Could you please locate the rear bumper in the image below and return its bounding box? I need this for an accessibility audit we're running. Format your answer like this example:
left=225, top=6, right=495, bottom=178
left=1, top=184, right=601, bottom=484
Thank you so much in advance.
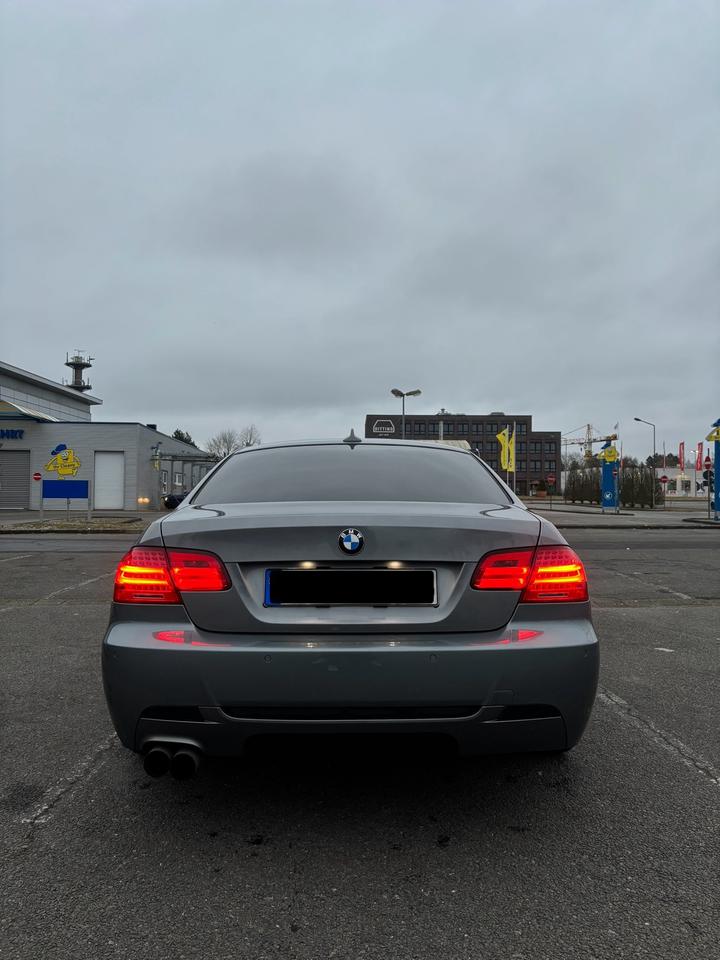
left=102, top=617, right=599, bottom=757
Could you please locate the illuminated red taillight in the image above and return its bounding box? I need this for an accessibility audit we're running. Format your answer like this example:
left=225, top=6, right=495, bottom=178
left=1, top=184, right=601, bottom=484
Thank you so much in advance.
left=471, top=549, right=534, bottom=590
left=114, top=547, right=179, bottom=603
left=471, top=545, right=588, bottom=603
left=114, top=547, right=230, bottom=603
left=167, top=550, right=231, bottom=592
left=523, top=546, right=588, bottom=603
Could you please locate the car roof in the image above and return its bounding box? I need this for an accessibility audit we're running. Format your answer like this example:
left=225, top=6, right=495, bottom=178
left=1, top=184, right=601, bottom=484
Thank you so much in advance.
left=229, top=439, right=477, bottom=457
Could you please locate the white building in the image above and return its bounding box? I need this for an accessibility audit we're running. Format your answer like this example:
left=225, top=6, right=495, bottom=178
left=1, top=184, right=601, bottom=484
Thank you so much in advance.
left=0, top=359, right=213, bottom=511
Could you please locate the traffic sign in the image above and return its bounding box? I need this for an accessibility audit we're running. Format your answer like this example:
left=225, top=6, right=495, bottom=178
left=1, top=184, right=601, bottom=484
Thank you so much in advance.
left=612, top=468, right=618, bottom=477
left=705, top=456, right=712, bottom=469
left=659, top=475, right=669, bottom=484
left=546, top=474, right=556, bottom=485
left=32, top=472, right=42, bottom=481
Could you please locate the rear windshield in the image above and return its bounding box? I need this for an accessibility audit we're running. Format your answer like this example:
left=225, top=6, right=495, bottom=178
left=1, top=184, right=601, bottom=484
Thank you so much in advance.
left=192, top=444, right=510, bottom=504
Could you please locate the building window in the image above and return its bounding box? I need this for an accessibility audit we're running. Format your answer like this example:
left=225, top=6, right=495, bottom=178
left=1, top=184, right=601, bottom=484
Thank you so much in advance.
left=486, top=440, right=498, bottom=454
left=516, top=460, right=526, bottom=472
left=458, top=423, right=469, bottom=435
left=471, top=422, right=481, bottom=434
left=544, top=441, right=556, bottom=453
left=428, top=422, right=439, bottom=435
left=530, top=441, right=542, bottom=454
left=530, top=460, right=541, bottom=472
left=474, top=441, right=483, bottom=452
left=443, top=421, right=453, bottom=435
left=545, top=460, right=556, bottom=473
left=173, top=472, right=183, bottom=486
left=414, top=422, right=426, bottom=434
left=518, top=423, right=528, bottom=435
left=488, top=459, right=498, bottom=470
left=517, top=441, right=526, bottom=454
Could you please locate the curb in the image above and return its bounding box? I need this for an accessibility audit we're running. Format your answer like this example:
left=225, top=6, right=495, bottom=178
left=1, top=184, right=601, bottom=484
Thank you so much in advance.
left=0, top=528, right=146, bottom=535
left=554, top=523, right=718, bottom=531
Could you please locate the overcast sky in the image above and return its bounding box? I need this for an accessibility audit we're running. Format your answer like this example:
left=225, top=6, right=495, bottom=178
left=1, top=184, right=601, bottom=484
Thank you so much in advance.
left=1, top=0, right=718, bottom=456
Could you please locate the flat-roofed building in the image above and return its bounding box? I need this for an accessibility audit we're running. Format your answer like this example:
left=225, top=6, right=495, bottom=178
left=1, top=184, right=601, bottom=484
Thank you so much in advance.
left=364, top=411, right=561, bottom=496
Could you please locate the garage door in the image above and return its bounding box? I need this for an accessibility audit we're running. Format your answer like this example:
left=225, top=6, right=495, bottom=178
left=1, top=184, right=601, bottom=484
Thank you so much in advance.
left=94, top=452, right=125, bottom=509
left=0, top=450, right=31, bottom=509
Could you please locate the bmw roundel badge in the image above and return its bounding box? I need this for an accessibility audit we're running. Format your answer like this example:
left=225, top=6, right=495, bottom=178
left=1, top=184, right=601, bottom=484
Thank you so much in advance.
left=339, top=528, right=364, bottom=554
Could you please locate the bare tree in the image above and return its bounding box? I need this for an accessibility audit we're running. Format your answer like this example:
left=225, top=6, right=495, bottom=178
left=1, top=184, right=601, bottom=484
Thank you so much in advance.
left=205, top=425, right=261, bottom=460
left=238, top=423, right=261, bottom=448
left=206, top=429, right=243, bottom=460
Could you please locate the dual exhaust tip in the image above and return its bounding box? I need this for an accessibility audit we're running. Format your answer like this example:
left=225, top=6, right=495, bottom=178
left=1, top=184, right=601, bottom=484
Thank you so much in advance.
left=143, top=744, right=201, bottom=780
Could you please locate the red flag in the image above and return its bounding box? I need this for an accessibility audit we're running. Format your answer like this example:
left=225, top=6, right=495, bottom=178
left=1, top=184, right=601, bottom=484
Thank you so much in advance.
left=695, top=442, right=703, bottom=471
left=679, top=442, right=685, bottom=472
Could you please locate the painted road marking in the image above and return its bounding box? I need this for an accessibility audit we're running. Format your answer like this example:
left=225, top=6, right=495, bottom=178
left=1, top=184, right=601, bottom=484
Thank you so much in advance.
left=0, top=572, right=113, bottom=614
left=598, top=687, right=719, bottom=787
left=610, top=568, right=693, bottom=601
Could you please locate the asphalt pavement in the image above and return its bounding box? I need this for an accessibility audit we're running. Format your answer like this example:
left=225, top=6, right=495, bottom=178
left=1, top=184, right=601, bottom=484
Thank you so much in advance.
left=0, top=529, right=718, bottom=960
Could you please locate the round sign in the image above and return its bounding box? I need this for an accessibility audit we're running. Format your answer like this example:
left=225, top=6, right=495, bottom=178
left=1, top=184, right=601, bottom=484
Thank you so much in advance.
left=546, top=474, right=555, bottom=484
left=612, top=468, right=618, bottom=477
left=32, top=472, right=42, bottom=481
left=704, top=456, right=712, bottom=469
left=659, top=475, right=669, bottom=484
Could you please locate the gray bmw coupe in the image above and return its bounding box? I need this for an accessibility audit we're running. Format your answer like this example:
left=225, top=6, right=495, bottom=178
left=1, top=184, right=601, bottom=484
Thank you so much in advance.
left=103, top=438, right=598, bottom=778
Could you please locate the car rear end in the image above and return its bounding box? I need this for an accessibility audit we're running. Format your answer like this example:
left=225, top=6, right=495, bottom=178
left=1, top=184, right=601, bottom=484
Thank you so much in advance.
left=102, top=441, right=598, bottom=774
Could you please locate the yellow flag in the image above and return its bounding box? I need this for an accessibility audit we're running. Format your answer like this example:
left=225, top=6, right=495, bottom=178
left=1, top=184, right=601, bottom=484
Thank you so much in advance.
left=497, top=428, right=515, bottom=472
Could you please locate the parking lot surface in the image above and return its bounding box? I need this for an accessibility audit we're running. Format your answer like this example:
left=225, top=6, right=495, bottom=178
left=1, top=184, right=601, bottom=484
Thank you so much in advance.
left=1, top=529, right=718, bottom=960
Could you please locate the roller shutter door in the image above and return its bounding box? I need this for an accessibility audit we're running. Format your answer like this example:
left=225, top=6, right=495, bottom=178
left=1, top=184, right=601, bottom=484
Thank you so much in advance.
left=0, top=451, right=31, bottom=509
left=94, top=451, right=125, bottom=509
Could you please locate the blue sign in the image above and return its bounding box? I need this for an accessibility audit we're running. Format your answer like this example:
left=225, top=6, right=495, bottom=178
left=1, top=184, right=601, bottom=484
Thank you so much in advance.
left=601, top=460, right=617, bottom=509
left=42, top=479, right=89, bottom=500
left=0, top=429, right=24, bottom=439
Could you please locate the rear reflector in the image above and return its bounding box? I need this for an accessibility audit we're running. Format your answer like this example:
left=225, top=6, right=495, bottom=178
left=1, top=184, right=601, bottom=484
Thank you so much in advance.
left=472, top=545, right=588, bottom=603
left=114, top=547, right=230, bottom=603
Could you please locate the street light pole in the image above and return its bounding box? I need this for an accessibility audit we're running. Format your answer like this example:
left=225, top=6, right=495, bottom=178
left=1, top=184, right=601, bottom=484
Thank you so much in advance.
left=634, top=417, right=656, bottom=510
left=391, top=388, right=422, bottom=440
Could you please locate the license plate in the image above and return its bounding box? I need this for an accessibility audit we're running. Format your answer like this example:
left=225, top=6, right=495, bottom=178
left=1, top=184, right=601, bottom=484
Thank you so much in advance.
left=264, top=568, right=437, bottom=607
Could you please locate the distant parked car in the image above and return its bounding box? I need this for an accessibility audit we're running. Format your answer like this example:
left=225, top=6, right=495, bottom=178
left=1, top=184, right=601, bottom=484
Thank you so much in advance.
left=162, top=491, right=189, bottom=510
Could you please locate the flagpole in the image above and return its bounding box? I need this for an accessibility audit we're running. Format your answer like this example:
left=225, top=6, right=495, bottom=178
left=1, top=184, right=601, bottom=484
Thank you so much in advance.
left=506, top=423, right=509, bottom=488
left=512, top=420, right=516, bottom=493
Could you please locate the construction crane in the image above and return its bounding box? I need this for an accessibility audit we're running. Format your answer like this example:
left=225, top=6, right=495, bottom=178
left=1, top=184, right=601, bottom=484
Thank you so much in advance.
left=562, top=424, right=618, bottom=462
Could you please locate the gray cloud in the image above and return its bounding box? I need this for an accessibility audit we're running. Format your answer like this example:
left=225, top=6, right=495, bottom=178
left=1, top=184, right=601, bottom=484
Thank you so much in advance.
left=183, top=155, right=387, bottom=265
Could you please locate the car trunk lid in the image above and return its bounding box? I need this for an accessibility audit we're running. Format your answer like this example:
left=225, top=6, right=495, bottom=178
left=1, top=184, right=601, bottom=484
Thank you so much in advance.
left=160, top=501, right=540, bottom=634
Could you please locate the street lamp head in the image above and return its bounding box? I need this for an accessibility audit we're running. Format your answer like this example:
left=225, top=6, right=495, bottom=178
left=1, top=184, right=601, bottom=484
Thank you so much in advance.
left=390, top=388, right=404, bottom=398
left=633, top=417, right=641, bottom=422
left=406, top=389, right=422, bottom=397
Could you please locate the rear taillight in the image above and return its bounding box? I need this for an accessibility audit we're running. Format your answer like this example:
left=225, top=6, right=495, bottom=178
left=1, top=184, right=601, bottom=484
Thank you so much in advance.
left=168, top=550, right=231, bottom=592
left=114, top=547, right=230, bottom=603
left=523, top=546, right=588, bottom=603
left=471, top=549, right=534, bottom=590
left=471, top=545, right=588, bottom=603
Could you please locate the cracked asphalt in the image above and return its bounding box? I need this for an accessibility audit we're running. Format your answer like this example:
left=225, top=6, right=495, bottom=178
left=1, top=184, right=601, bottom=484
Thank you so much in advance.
left=0, top=529, right=718, bottom=960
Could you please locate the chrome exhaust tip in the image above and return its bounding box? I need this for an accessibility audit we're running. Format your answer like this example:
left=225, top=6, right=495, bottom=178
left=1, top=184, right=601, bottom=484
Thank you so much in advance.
left=143, top=745, right=172, bottom=778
